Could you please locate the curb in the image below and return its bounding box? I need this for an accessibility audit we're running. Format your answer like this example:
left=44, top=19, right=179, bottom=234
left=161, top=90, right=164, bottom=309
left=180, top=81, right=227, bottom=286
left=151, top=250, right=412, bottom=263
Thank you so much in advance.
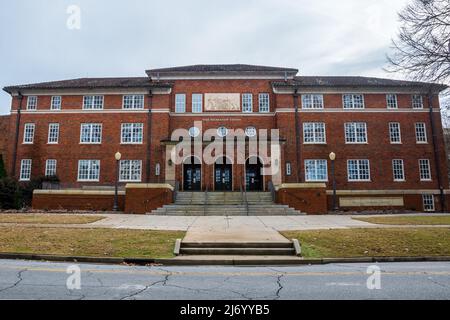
left=1, top=252, right=450, bottom=266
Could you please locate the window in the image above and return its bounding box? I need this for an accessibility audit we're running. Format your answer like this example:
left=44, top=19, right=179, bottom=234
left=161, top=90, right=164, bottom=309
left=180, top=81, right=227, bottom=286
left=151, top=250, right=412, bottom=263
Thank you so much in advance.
left=119, top=160, right=142, bottom=182
left=48, top=123, right=60, bottom=144
left=259, top=93, right=270, bottom=112
left=245, top=126, right=257, bottom=137
left=345, top=122, right=367, bottom=143
left=389, top=122, right=401, bottom=144
left=392, top=159, right=405, bottom=181
left=347, top=159, right=370, bottom=181
left=217, top=127, right=228, bottom=138
left=305, top=160, right=328, bottom=182
left=422, top=194, right=435, bottom=212
left=45, top=159, right=57, bottom=177
left=286, top=162, right=292, bottom=176
left=412, top=95, right=423, bottom=109
left=242, top=93, right=253, bottom=113
left=20, top=159, right=32, bottom=181
left=189, top=127, right=200, bottom=138
left=77, top=160, right=100, bottom=181
left=23, top=123, right=35, bottom=144
left=192, top=94, right=203, bottom=113
left=303, top=122, right=326, bottom=144
left=415, top=123, right=427, bottom=143
left=27, top=96, right=37, bottom=110
left=302, top=94, right=324, bottom=109
left=155, top=163, right=161, bottom=176
left=123, top=95, right=144, bottom=109
left=419, top=159, right=431, bottom=181
left=83, top=96, right=104, bottom=110
left=80, top=124, right=102, bottom=144
left=343, top=94, right=364, bottom=109
left=121, top=123, right=143, bottom=144
left=175, top=94, right=186, bottom=113
left=51, top=96, right=62, bottom=110
left=386, top=94, right=398, bottom=109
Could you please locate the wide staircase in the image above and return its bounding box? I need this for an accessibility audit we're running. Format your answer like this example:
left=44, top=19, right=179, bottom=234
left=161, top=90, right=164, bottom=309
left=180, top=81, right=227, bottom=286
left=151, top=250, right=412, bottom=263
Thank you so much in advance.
left=149, top=191, right=304, bottom=216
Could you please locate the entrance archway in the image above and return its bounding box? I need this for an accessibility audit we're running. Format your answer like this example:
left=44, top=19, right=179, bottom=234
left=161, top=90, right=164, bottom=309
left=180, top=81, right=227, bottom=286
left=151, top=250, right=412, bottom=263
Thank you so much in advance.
left=183, top=156, right=201, bottom=191
left=245, top=157, right=263, bottom=191
left=214, top=157, right=233, bottom=191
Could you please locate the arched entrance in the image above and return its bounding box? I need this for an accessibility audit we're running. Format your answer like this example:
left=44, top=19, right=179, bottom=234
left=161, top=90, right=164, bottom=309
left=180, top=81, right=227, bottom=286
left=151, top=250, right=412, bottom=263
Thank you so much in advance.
left=183, top=156, right=201, bottom=191
left=214, top=157, right=232, bottom=191
left=246, top=157, right=263, bottom=191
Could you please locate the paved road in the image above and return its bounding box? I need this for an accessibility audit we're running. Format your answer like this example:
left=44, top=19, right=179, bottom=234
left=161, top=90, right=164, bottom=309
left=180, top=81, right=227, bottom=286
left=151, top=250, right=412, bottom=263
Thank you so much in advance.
left=0, top=259, right=449, bottom=300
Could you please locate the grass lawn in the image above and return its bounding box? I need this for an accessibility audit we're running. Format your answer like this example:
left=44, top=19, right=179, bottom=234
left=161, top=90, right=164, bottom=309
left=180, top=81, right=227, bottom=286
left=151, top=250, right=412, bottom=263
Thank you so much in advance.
left=0, top=226, right=184, bottom=259
left=0, top=214, right=105, bottom=225
left=282, top=228, right=450, bottom=258
left=353, top=215, right=450, bottom=225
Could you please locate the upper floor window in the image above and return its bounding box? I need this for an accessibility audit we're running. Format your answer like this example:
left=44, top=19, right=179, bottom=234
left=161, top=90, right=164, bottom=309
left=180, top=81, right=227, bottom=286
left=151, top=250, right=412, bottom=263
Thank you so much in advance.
left=303, top=122, right=326, bottom=144
left=23, top=123, right=35, bottom=144
left=80, top=123, right=102, bottom=144
left=345, top=122, right=367, bottom=143
left=123, top=95, right=144, bottom=109
left=242, top=93, right=253, bottom=113
left=386, top=94, right=398, bottom=109
left=305, top=159, right=328, bottom=182
left=389, top=122, right=401, bottom=144
left=27, top=96, right=37, bottom=110
left=121, top=123, right=144, bottom=144
left=192, top=94, right=203, bottom=113
left=415, top=122, right=427, bottom=143
left=419, top=159, right=431, bottom=181
left=347, top=159, right=370, bottom=181
left=20, top=159, right=32, bottom=181
left=48, top=123, right=60, bottom=144
left=259, top=93, right=270, bottom=112
left=77, top=160, right=100, bottom=182
left=45, top=159, right=57, bottom=177
left=51, top=96, right=62, bottom=110
left=343, top=94, right=364, bottom=109
left=245, top=126, right=257, bottom=138
left=119, top=160, right=142, bottom=182
left=175, top=94, right=186, bottom=113
left=302, top=94, right=324, bottom=109
left=412, top=95, right=423, bottom=109
left=392, top=159, right=405, bottom=181
left=83, top=95, right=104, bottom=110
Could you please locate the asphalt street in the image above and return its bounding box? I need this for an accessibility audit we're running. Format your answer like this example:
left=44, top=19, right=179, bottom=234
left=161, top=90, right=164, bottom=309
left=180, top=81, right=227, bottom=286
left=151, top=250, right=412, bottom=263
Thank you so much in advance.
left=0, top=259, right=449, bottom=300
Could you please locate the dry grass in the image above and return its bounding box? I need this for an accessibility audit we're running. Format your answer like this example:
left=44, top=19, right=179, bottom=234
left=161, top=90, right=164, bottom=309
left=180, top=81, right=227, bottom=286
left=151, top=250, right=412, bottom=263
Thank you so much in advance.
left=353, top=215, right=450, bottom=225
left=0, top=226, right=184, bottom=258
left=282, top=228, right=450, bottom=258
left=0, top=214, right=105, bottom=225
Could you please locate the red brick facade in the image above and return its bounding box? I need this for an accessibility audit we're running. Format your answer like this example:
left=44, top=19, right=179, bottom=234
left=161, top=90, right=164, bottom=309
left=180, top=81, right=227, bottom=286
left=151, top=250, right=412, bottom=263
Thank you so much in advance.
left=0, top=115, right=10, bottom=168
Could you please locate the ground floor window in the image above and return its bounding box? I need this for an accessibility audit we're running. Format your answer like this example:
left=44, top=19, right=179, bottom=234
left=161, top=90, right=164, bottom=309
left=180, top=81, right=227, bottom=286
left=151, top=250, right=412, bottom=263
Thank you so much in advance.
left=119, top=160, right=142, bottom=182
left=347, top=159, right=370, bottom=181
left=77, top=160, right=100, bottom=181
left=20, top=159, right=32, bottom=181
left=305, top=159, right=328, bottom=181
left=422, top=194, right=435, bottom=212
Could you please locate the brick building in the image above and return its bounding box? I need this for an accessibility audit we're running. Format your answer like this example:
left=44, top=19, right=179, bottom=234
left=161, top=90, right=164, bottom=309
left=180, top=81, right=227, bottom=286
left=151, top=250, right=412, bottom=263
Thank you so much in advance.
left=2, top=64, right=449, bottom=213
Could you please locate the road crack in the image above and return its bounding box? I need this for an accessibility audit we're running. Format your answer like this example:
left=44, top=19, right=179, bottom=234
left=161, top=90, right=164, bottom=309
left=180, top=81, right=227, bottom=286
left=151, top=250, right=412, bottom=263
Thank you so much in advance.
left=0, top=269, right=26, bottom=293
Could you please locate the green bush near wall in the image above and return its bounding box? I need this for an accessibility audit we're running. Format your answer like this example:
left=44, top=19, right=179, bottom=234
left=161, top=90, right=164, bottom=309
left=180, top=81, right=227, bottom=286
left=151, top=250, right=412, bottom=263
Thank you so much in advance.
left=0, top=155, right=6, bottom=179
left=0, top=177, right=22, bottom=209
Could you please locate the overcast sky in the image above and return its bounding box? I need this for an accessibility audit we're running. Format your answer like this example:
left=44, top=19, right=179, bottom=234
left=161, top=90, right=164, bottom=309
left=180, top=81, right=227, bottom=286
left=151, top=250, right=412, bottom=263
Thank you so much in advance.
left=0, top=0, right=411, bottom=114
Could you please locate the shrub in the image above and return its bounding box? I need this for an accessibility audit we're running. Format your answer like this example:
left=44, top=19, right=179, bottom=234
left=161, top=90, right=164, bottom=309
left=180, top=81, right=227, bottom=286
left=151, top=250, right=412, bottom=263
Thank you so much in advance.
left=0, top=155, right=6, bottom=179
left=21, top=176, right=60, bottom=207
left=0, top=177, right=22, bottom=209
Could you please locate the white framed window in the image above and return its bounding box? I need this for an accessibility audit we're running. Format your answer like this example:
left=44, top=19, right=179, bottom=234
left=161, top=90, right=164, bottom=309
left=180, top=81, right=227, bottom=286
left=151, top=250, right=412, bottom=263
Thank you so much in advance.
left=389, top=122, right=401, bottom=144
left=242, top=93, right=253, bottom=113
left=123, top=95, right=144, bottom=109
left=77, top=160, right=100, bottom=181
left=392, top=159, right=405, bottom=181
left=27, top=96, right=37, bottom=110
left=415, top=123, right=427, bottom=143
left=121, top=123, right=143, bottom=144
left=245, top=126, right=257, bottom=137
left=345, top=122, right=367, bottom=143
left=259, top=93, right=270, bottom=112
left=305, top=159, right=328, bottom=182
left=303, top=122, right=326, bottom=144
left=175, top=94, right=186, bottom=113
left=45, top=159, right=57, bottom=177
left=412, top=95, right=423, bottom=109
left=343, top=94, right=364, bottom=109
left=119, top=160, right=142, bottom=182
left=20, top=159, right=32, bottom=181
left=48, top=123, right=60, bottom=144
left=302, top=94, right=324, bottom=109
left=83, top=95, right=104, bottom=110
left=419, top=159, right=431, bottom=181
left=347, top=159, right=370, bottom=181
left=286, top=162, right=292, bottom=176
left=422, top=194, right=435, bottom=212
left=192, top=94, right=203, bottom=113
left=51, top=96, right=62, bottom=110
left=80, top=123, right=102, bottom=144
left=386, top=94, right=398, bottom=109
left=217, top=126, right=228, bottom=138
left=23, top=123, right=35, bottom=144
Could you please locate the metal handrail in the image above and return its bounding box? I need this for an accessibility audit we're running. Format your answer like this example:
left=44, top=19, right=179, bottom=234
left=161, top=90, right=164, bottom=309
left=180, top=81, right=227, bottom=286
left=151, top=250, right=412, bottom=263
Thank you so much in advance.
left=268, top=181, right=276, bottom=203
left=203, top=185, right=208, bottom=216
left=173, top=181, right=180, bottom=203
left=241, top=178, right=249, bottom=216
